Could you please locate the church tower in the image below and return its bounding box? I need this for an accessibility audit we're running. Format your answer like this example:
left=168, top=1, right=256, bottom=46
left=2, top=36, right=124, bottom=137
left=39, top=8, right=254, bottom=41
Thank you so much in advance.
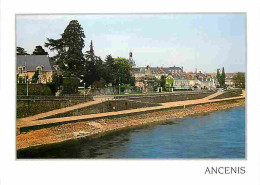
left=128, top=51, right=136, bottom=67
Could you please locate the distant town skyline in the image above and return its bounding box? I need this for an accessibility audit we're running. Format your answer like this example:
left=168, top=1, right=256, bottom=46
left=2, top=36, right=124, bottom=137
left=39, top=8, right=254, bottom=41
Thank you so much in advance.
left=16, top=14, right=246, bottom=73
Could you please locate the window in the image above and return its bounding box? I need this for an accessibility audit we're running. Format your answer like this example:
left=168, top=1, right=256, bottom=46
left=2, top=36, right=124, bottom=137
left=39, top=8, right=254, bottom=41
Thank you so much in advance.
left=36, top=66, right=43, bottom=74
left=18, top=66, right=25, bottom=74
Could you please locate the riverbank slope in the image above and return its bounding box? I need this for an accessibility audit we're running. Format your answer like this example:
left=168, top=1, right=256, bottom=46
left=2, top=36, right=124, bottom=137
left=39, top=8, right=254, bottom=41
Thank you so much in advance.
left=17, top=99, right=245, bottom=150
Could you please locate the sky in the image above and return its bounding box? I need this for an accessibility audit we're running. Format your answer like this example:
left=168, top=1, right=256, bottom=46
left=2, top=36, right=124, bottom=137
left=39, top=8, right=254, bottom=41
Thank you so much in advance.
left=16, top=14, right=246, bottom=73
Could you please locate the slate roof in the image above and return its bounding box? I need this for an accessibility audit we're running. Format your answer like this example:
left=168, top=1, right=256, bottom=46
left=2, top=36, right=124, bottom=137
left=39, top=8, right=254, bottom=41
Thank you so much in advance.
left=17, top=55, right=52, bottom=72
left=133, top=66, right=183, bottom=74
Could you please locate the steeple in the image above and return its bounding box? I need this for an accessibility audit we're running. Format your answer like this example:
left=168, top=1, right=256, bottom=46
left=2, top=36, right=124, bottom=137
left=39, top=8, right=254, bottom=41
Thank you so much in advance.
left=89, top=40, right=94, bottom=55
left=128, top=51, right=136, bottom=67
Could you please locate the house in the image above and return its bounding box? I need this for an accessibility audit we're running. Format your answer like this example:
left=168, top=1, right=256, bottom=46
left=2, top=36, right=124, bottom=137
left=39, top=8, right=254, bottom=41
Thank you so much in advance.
left=16, top=55, right=55, bottom=84
left=133, top=65, right=183, bottom=80
left=225, top=73, right=236, bottom=87
left=172, top=76, right=191, bottom=90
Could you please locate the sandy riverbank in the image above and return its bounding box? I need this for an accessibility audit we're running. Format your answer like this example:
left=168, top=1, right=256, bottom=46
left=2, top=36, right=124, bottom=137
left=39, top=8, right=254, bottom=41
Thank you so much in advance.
left=17, top=99, right=245, bottom=150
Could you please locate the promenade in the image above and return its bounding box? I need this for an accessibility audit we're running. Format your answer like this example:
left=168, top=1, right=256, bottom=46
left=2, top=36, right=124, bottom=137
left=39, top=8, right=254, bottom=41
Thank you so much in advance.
left=17, top=91, right=245, bottom=132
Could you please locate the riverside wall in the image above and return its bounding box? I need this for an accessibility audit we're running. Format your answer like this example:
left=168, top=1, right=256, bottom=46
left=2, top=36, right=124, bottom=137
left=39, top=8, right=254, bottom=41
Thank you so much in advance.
left=212, top=89, right=243, bottom=99
left=118, top=91, right=215, bottom=104
left=17, top=99, right=245, bottom=150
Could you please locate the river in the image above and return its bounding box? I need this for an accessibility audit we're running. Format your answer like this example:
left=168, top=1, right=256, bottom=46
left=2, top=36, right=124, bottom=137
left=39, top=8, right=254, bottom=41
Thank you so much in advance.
left=17, top=106, right=245, bottom=159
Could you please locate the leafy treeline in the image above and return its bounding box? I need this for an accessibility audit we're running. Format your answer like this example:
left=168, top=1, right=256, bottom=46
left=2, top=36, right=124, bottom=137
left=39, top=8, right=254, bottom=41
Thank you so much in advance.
left=232, top=72, right=245, bottom=89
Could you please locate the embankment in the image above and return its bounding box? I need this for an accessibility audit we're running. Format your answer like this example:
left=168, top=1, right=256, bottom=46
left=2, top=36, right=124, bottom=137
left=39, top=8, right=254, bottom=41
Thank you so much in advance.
left=17, top=99, right=245, bottom=151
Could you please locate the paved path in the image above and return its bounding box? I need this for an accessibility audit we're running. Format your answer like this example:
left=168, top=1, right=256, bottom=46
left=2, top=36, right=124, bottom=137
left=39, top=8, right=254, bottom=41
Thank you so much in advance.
left=17, top=99, right=102, bottom=124
left=201, top=91, right=223, bottom=100
left=17, top=92, right=245, bottom=130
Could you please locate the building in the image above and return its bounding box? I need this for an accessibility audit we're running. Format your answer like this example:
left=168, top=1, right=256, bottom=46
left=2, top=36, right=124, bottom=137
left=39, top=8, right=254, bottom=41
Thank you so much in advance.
left=16, top=55, right=55, bottom=84
left=132, top=65, right=218, bottom=92
left=133, top=65, right=183, bottom=80
left=225, top=73, right=236, bottom=87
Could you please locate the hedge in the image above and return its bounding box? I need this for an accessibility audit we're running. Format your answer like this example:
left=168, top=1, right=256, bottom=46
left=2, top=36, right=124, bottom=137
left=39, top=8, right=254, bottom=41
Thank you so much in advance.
left=17, top=84, right=53, bottom=96
left=61, top=77, right=80, bottom=94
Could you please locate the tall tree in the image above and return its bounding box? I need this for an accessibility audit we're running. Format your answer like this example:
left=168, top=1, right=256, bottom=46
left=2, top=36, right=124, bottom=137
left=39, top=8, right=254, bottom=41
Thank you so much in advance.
left=45, top=20, right=85, bottom=78
left=83, top=40, right=104, bottom=87
left=114, top=57, right=133, bottom=86
left=17, top=47, right=28, bottom=55
left=216, top=69, right=221, bottom=87
left=220, top=67, right=225, bottom=87
left=32, top=45, right=48, bottom=55
left=103, top=54, right=116, bottom=86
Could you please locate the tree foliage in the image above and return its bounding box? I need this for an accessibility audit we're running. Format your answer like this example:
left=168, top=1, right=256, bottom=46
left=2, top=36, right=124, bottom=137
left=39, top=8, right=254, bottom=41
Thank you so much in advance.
left=216, top=69, right=220, bottom=86
left=232, top=72, right=245, bottom=88
left=166, top=76, right=174, bottom=87
left=220, top=67, right=225, bottom=87
left=32, top=45, right=48, bottom=55
left=17, top=47, right=28, bottom=55
left=45, top=20, right=85, bottom=78
left=217, top=67, right=226, bottom=88
left=31, top=71, right=39, bottom=83
left=83, top=40, right=104, bottom=87
left=114, top=57, right=133, bottom=86
left=160, top=75, right=166, bottom=90
left=102, top=54, right=118, bottom=86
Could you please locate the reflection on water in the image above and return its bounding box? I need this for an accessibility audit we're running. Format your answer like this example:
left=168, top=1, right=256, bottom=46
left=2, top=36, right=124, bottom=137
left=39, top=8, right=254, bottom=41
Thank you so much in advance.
left=17, top=106, right=245, bottom=159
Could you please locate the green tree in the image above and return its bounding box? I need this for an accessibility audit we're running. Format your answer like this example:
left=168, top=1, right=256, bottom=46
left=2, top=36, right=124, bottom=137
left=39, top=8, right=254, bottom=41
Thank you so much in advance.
left=216, top=69, right=221, bottom=87
left=45, top=20, right=85, bottom=78
left=102, top=54, right=117, bottom=86
left=232, top=72, right=245, bottom=88
left=17, top=47, right=28, bottom=55
left=160, top=75, right=166, bottom=91
left=31, top=71, right=39, bottom=83
left=166, top=76, right=174, bottom=87
left=220, top=67, right=226, bottom=88
left=83, top=40, right=104, bottom=87
left=32, top=45, right=48, bottom=55
left=114, top=57, right=133, bottom=86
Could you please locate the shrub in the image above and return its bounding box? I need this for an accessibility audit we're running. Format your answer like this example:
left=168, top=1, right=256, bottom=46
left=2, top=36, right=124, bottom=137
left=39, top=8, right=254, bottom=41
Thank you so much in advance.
left=46, top=82, right=57, bottom=96
left=61, top=77, right=80, bottom=94
left=120, top=85, right=125, bottom=93
left=17, top=84, right=52, bottom=95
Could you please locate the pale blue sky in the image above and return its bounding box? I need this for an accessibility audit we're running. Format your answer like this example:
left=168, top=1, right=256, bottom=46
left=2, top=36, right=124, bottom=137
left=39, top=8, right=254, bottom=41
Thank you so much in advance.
left=16, top=14, right=246, bottom=72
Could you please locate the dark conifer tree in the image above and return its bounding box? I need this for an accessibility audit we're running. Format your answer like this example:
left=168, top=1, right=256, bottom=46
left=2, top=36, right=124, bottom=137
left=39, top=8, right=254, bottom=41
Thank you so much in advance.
left=45, top=20, right=85, bottom=78
left=216, top=69, right=221, bottom=88
left=32, top=45, right=48, bottom=55
left=83, top=40, right=104, bottom=87
left=221, top=67, right=225, bottom=87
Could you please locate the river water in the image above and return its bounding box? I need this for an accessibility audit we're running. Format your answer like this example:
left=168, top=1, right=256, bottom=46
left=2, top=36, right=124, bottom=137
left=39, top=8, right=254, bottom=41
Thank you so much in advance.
left=17, top=106, right=245, bottom=159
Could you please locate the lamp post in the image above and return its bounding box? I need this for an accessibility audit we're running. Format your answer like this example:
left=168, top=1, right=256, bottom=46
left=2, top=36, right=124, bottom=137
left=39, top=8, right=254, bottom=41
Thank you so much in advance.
left=118, top=83, right=120, bottom=95
left=26, top=75, right=29, bottom=97
left=84, top=82, right=86, bottom=98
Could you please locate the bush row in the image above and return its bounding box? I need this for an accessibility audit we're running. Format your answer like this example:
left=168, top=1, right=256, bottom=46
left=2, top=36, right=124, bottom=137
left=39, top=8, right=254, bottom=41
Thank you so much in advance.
left=17, top=84, right=52, bottom=96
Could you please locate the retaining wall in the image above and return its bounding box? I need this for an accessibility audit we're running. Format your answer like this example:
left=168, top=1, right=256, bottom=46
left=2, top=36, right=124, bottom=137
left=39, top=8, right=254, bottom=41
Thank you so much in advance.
left=117, top=91, right=215, bottom=104
left=212, top=89, right=243, bottom=99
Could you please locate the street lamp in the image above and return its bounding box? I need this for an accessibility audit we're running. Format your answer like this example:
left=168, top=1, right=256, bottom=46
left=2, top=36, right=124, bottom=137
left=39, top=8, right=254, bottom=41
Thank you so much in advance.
left=26, top=77, right=29, bottom=96
left=84, top=82, right=86, bottom=98
left=118, top=83, right=120, bottom=95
